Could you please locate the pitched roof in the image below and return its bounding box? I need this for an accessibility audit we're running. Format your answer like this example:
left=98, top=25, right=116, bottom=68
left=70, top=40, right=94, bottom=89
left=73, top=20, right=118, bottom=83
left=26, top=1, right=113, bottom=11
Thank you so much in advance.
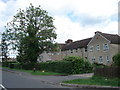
left=61, top=31, right=120, bottom=51
left=98, top=32, right=120, bottom=44
left=61, top=38, right=92, bottom=51
left=58, top=43, right=66, bottom=49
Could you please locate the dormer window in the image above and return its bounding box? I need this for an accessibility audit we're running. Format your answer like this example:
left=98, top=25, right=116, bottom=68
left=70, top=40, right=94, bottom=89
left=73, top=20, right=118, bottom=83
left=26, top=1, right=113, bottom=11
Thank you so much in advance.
left=103, top=44, right=109, bottom=51
left=89, top=46, right=93, bottom=52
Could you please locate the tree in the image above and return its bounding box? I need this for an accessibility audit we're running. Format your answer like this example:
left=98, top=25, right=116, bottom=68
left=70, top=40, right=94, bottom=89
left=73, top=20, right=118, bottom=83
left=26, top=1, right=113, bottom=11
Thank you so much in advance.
left=1, top=32, right=8, bottom=62
left=5, top=4, right=57, bottom=64
left=112, top=52, right=120, bottom=66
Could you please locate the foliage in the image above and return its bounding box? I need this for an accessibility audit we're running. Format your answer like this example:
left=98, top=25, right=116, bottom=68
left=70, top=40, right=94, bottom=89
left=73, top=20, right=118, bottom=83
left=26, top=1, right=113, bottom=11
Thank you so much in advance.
left=4, top=3, right=57, bottom=64
left=1, top=32, right=9, bottom=62
left=63, top=56, right=93, bottom=74
left=112, top=52, right=120, bottom=66
left=36, top=61, right=73, bottom=74
left=2, top=61, right=17, bottom=67
left=93, top=62, right=106, bottom=68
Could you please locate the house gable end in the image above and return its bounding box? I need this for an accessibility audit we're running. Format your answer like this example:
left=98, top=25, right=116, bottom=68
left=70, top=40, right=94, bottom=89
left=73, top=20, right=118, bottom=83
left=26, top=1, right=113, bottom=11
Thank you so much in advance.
left=87, top=33, right=111, bottom=46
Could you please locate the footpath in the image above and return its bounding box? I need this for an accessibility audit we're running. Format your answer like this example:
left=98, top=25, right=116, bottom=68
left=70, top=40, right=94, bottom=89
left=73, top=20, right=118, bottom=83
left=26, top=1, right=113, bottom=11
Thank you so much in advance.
left=1, top=68, right=120, bottom=89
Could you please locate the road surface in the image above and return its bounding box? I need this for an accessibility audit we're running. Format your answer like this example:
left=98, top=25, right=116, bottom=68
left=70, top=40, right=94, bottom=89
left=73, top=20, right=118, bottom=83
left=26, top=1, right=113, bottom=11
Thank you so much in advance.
left=1, top=68, right=117, bottom=90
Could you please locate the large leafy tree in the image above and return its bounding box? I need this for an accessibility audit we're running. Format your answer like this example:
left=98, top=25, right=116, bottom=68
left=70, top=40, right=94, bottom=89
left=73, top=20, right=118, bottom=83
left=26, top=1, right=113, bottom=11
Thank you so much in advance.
left=5, top=4, right=57, bottom=64
left=1, top=32, right=8, bottom=62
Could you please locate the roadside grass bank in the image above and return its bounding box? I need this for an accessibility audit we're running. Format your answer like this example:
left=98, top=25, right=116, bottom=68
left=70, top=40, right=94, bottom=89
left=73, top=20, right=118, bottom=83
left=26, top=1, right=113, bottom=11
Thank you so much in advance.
left=62, top=76, right=120, bottom=87
left=2, top=66, right=68, bottom=76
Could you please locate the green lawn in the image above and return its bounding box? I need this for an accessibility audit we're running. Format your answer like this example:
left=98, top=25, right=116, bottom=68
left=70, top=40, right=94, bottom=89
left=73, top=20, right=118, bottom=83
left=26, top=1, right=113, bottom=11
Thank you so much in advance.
left=30, top=71, right=67, bottom=76
left=2, top=66, right=67, bottom=76
left=63, top=76, right=120, bottom=87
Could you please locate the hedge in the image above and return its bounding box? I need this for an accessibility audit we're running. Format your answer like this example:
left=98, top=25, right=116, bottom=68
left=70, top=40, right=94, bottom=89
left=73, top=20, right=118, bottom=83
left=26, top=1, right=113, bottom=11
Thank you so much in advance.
left=112, top=52, right=120, bottom=66
left=63, top=56, right=93, bottom=74
left=2, top=56, right=93, bottom=74
left=35, top=61, right=73, bottom=74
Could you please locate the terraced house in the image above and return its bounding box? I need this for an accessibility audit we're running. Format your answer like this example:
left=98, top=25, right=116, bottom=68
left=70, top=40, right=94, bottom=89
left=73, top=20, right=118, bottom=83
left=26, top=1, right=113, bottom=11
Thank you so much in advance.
left=39, top=31, right=120, bottom=65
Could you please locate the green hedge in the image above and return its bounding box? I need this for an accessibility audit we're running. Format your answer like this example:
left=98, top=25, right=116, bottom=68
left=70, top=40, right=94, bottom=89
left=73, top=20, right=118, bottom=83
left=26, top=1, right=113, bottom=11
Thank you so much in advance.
left=2, top=56, right=93, bottom=74
left=36, top=56, right=93, bottom=74
left=36, top=61, right=73, bottom=74
left=112, top=52, right=120, bottom=66
left=2, top=61, right=17, bottom=67
left=63, top=56, right=93, bottom=74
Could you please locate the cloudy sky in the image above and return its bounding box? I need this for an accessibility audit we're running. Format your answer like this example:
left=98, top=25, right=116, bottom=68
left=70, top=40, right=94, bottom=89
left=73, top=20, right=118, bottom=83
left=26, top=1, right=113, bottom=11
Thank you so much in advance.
left=0, top=0, right=119, bottom=43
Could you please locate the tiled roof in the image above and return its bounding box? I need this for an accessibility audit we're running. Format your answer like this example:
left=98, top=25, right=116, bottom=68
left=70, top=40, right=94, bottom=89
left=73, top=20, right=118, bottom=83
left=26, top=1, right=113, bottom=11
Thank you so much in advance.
left=61, top=38, right=92, bottom=51
left=61, top=32, right=120, bottom=51
left=100, top=32, right=120, bottom=44
left=58, top=43, right=66, bottom=49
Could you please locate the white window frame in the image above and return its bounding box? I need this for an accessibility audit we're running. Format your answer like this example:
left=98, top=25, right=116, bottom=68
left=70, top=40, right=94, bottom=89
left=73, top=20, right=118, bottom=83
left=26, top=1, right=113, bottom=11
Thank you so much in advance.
left=71, top=49, right=73, bottom=53
left=89, top=46, right=94, bottom=52
left=92, top=56, right=95, bottom=62
left=106, top=56, right=110, bottom=63
left=103, top=44, right=109, bottom=51
left=98, top=56, right=103, bottom=63
left=96, top=45, right=100, bottom=51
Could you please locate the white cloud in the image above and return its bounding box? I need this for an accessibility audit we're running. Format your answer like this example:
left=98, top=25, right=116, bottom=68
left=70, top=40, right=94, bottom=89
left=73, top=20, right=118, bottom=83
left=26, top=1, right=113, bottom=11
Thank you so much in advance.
left=0, top=0, right=119, bottom=44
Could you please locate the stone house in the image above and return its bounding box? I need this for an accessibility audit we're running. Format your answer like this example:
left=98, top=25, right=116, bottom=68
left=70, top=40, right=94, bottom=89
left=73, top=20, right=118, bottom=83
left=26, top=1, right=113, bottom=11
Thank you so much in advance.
left=39, top=31, right=120, bottom=65
left=87, top=31, right=120, bottom=65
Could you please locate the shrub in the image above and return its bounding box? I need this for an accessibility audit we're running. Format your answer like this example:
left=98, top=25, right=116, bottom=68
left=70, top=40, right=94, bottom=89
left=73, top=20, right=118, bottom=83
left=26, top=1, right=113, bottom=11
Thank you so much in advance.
left=36, top=61, right=73, bottom=74
left=112, top=52, right=120, bottom=66
left=63, top=56, right=93, bottom=74
left=21, top=63, right=36, bottom=70
left=93, top=62, right=106, bottom=68
left=2, top=61, right=17, bottom=67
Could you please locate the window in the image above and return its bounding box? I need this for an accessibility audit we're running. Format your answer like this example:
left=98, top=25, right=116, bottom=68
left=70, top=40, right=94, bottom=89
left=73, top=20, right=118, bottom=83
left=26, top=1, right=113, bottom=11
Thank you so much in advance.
left=103, top=44, right=109, bottom=51
left=106, top=56, right=110, bottom=63
left=75, top=49, right=78, bottom=53
left=89, top=46, right=93, bottom=52
left=99, top=56, right=103, bottom=63
left=92, top=56, right=95, bottom=62
left=71, top=50, right=73, bottom=53
left=96, top=45, right=100, bottom=51
left=85, top=47, right=87, bottom=52
left=57, top=53, right=60, bottom=55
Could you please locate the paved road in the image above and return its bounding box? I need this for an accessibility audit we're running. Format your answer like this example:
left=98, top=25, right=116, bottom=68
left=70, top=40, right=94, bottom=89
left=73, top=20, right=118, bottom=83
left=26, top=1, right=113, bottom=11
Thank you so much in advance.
left=2, top=70, right=70, bottom=88
left=1, top=68, right=117, bottom=90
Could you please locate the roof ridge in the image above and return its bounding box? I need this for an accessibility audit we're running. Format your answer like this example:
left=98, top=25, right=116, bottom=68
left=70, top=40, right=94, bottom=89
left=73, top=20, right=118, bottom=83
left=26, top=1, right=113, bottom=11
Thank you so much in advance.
left=101, top=32, right=119, bottom=37
left=73, top=37, right=92, bottom=43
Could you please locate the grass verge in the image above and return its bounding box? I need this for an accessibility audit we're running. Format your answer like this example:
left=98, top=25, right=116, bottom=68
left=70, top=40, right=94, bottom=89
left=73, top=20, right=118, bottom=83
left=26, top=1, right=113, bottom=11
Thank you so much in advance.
left=2, top=66, right=67, bottom=76
left=63, top=76, right=120, bottom=87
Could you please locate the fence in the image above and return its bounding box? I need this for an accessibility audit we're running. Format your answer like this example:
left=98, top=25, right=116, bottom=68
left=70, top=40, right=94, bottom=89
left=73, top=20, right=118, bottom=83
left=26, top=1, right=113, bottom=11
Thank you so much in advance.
left=94, top=67, right=120, bottom=78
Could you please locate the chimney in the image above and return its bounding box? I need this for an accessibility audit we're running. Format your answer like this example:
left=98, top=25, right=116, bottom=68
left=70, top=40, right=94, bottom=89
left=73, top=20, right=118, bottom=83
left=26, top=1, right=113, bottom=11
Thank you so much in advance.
left=65, top=39, right=73, bottom=44
left=95, top=31, right=102, bottom=34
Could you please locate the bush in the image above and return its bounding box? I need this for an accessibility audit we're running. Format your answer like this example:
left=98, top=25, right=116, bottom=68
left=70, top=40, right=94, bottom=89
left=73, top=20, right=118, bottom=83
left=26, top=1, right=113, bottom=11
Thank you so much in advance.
left=112, top=53, right=120, bottom=66
left=63, top=56, right=93, bottom=74
left=93, top=62, right=106, bottom=68
left=36, top=61, right=73, bottom=74
left=2, top=61, right=17, bottom=67
left=21, top=63, right=36, bottom=70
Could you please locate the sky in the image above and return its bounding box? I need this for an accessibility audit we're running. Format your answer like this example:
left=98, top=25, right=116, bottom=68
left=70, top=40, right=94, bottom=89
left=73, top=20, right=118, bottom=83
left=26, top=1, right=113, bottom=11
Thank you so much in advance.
left=0, top=0, right=119, bottom=44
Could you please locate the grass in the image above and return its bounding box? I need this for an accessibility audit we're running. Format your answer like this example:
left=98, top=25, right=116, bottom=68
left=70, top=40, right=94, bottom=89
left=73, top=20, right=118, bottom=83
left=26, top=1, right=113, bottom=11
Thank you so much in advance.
left=63, top=76, right=120, bottom=87
left=2, top=66, right=67, bottom=76
left=30, top=71, right=67, bottom=76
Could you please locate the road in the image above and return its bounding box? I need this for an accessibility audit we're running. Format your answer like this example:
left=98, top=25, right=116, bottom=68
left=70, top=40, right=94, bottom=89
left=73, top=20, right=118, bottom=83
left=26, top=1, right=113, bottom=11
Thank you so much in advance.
left=2, top=70, right=69, bottom=88
left=1, top=68, right=117, bottom=90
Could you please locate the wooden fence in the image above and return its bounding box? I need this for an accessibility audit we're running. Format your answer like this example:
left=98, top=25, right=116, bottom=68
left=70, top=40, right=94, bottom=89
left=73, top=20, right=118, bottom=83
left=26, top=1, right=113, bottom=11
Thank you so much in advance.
left=94, top=67, right=120, bottom=78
